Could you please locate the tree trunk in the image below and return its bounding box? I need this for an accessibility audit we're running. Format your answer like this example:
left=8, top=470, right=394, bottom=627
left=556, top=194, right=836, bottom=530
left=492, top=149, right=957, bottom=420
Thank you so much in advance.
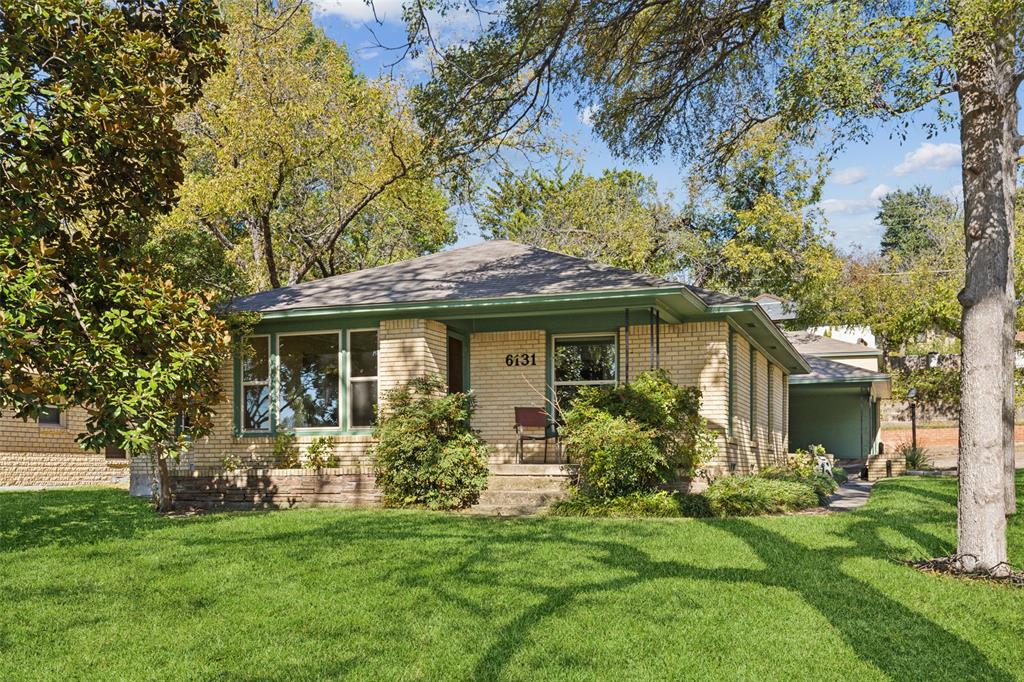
left=954, top=30, right=1017, bottom=572
left=156, top=450, right=174, bottom=514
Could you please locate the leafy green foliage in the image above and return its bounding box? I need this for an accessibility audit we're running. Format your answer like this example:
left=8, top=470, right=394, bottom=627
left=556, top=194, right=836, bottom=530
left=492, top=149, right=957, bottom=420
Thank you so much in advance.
left=304, top=437, right=339, bottom=470
left=898, top=443, right=934, bottom=471
left=478, top=162, right=680, bottom=275
left=760, top=466, right=838, bottom=506
left=878, top=187, right=951, bottom=258
left=163, top=0, right=455, bottom=293
left=704, top=476, right=819, bottom=517
left=372, top=376, right=490, bottom=510
left=561, top=409, right=663, bottom=500
left=565, top=370, right=719, bottom=486
left=549, top=490, right=686, bottom=518
left=892, top=367, right=961, bottom=414
left=273, top=433, right=301, bottom=469
left=0, top=0, right=231, bottom=504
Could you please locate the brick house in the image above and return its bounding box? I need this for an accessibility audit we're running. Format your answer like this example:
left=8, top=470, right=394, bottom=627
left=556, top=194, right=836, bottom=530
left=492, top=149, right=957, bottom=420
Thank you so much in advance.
left=129, top=240, right=811, bottom=505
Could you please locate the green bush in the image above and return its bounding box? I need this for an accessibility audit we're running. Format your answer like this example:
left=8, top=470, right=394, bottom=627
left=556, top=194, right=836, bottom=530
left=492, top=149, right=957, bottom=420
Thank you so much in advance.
left=832, top=466, right=849, bottom=484
left=759, top=466, right=838, bottom=505
left=304, top=436, right=339, bottom=470
left=704, top=476, right=818, bottom=517
left=898, top=442, right=933, bottom=470
left=563, top=370, right=719, bottom=498
left=273, top=432, right=300, bottom=468
left=562, top=408, right=663, bottom=499
left=372, top=376, right=490, bottom=511
left=549, top=490, right=709, bottom=518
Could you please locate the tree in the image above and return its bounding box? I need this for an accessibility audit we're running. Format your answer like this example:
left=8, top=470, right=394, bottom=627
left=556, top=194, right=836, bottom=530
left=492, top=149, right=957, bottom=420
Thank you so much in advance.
left=403, top=0, right=1023, bottom=571
left=162, top=0, right=456, bottom=294
left=1, top=0, right=231, bottom=512
left=478, top=162, right=680, bottom=275
left=878, top=187, right=956, bottom=259
left=681, top=126, right=844, bottom=327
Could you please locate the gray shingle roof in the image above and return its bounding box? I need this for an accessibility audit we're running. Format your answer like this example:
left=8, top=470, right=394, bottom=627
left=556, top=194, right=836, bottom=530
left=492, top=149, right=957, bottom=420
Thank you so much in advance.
left=230, top=240, right=749, bottom=313
left=790, top=355, right=889, bottom=384
left=784, top=331, right=881, bottom=356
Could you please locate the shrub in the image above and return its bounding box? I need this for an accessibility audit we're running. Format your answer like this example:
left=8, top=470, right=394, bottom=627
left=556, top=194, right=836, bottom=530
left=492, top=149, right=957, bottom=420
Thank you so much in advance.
left=563, top=370, right=719, bottom=495
left=898, top=442, right=933, bottom=470
left=759, top=466, right=838, bottom=505
left=304, top=436, right=339, bottom=470
left=832, top=466, right=849, bottom=484
left=372, top=376, right=490, bottom=510
left=704, top=476, right=818, bottom=517
left=273, top=432, right=300, bottom=468
left=561, top=407, right=663, bottom=499
left=549, top=490, right=709, bottom=518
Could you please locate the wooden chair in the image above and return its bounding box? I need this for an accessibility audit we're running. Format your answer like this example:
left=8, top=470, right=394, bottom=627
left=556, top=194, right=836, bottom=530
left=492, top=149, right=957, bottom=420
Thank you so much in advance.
left=514, top=407, right=560, bottom=463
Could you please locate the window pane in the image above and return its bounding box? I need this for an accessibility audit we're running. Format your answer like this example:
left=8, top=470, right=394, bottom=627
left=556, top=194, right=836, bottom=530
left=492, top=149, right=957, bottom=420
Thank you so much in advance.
left=243, top=385, right=270, bottom=431
left=349, top=330, right=378, bottom=378
left=279, top=334, right=339, bottom=428
left=554, top=337, right=616, bottom=382
left=350, top=380, right=377, bottom=428
left=38, top=406, right=61, bottom=426
left=242, top=336, right=270, bottom=382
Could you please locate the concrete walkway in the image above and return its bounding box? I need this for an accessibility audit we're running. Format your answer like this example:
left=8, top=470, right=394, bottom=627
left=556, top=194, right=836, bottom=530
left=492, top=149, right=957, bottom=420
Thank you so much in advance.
left=827, top=479, right=875, bottom=511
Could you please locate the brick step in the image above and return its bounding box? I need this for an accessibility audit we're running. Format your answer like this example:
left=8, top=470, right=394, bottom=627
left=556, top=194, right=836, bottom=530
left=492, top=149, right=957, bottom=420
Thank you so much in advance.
left=483, top=475, right=571, bottom=492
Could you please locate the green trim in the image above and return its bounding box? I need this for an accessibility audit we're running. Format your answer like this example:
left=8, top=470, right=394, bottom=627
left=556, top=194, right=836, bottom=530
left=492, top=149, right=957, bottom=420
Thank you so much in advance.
left=232, top=342, right=241, bottom=438
left=811, top=349, right=883, bottom=358
left=789, top=375, right=888, bottom=386
left=727, top=329, right=735, bottom=437
left=545, top=332, right=554, bottom=423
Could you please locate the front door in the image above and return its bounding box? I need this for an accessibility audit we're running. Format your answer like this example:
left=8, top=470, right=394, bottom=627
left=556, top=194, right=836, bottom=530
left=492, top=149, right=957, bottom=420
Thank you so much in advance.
left=447, top=336, right=465, bottom=394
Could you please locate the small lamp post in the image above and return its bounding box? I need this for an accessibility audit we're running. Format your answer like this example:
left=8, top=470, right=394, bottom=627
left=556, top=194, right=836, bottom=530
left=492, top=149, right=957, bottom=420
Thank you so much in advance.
left=907, top=387, right=918, bottom=452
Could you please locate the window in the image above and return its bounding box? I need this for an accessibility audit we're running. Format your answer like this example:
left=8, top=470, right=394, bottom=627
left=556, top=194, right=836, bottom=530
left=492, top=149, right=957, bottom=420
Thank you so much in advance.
left=348, top=330, right=378, bottom=428
left=241, top=336, right=271, bottom=431
left=553, top=335, right=617, bottom=411
left=38, top=405, right=61, bottom=427
left=278, top=333, right=340, bottom=429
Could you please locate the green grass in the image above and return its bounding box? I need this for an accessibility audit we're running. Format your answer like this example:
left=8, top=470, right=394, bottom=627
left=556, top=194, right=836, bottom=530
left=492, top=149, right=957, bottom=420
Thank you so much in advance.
left=3, top=477, right=1024, bottom=681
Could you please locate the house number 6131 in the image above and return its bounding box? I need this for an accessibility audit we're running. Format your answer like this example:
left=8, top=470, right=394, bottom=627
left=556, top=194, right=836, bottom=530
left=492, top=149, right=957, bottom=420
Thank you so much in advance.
left=505, top=353, right=537, bottom=367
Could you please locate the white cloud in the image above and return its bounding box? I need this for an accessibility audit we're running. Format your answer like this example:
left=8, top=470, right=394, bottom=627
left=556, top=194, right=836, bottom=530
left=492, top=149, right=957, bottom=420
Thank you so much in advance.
left=311, top=0, right=405, bottom=23
left=892, top=142, right=961, bottom=176
left=578, top=105, right=597, bottom=127
left=817, top=183, right=892, bottom=216
left=832, top=166, right=867, bottom=186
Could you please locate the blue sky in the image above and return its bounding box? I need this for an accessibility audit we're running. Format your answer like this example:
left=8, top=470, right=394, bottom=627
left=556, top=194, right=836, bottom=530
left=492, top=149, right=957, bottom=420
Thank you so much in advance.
left=311, top=0, right=965, bottom=253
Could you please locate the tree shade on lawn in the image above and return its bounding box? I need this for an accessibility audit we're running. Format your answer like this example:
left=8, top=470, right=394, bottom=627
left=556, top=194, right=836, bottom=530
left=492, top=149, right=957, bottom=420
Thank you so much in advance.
left=1, top=477, right=1024, bottom=680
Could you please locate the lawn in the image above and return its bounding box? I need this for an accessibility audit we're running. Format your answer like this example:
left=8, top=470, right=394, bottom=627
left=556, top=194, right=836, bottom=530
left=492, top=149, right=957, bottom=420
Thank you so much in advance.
left=2, top=477, right=1024, bottom=681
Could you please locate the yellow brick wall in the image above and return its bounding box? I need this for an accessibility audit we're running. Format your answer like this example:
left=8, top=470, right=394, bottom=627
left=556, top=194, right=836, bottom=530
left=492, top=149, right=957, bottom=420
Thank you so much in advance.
left=378, top=318, right=447, bottom=395
left=0, top=408, right=129, bottom=486
left=726, top=331, right=789, bottom=475
left=469, top=330, right=548, bottom=463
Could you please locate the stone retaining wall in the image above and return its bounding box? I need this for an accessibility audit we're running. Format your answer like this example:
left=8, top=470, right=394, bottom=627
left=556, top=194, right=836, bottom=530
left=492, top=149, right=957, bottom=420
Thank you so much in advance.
left=170, top=468, right=380, bottom=511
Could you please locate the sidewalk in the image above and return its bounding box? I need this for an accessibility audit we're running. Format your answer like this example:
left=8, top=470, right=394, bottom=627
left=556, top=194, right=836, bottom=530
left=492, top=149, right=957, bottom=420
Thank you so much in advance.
left=827, top=479, right=874, bottom=511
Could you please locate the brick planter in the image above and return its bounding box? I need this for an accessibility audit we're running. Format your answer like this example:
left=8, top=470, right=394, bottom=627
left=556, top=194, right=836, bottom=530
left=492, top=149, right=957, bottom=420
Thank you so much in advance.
left=865, top=455, right=906, bottom=481
left=171, top=468, right=380, bottom=511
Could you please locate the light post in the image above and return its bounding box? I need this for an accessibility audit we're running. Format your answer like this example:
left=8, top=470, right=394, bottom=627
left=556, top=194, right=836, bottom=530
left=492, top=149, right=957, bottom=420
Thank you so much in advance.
left=907, top=387, right=918, bottom=452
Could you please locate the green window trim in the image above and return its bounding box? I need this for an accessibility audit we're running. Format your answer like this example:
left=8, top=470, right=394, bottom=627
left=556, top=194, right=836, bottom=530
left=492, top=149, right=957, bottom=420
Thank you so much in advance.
left=234, top=327, right=378, bottom=438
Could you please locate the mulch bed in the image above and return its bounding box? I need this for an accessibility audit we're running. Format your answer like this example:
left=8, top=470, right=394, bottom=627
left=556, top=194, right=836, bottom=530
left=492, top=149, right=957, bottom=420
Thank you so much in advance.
left=905, top=555, right=1024, bottom=586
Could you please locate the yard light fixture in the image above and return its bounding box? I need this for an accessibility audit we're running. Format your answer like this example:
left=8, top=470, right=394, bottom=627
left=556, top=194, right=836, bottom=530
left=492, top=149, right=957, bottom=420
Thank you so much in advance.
left=907, top=388, right=918, bottom=453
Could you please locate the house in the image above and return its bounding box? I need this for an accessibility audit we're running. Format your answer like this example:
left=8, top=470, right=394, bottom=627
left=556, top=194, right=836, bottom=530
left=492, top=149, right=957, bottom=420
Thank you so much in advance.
left=0, top=406, right=129, bottom=487
left=134, top=241, right=812, bottom=506
left=784, top=331, right=892, bottom=461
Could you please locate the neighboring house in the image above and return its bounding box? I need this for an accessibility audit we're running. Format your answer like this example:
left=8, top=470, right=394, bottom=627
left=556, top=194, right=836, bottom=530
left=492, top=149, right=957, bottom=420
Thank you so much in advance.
left=0, top=406, right=129, bottom=487
left=785, top=331, right=891, bottom=461
left=133, top=241, right=811, bottom=498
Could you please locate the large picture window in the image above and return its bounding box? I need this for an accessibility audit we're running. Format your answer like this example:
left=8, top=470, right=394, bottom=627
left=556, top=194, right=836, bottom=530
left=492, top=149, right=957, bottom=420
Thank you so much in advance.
left=278, top=333, right=340, bottom=429
left=348, top=330, right=378, bottom=428
left=553, top=335, right=617, bottom=411
left=241, top=336, right=271, bottom=431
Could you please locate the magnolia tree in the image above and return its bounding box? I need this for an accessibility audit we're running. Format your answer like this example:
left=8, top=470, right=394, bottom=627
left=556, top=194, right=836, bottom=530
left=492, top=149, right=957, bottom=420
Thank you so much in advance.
left=398, top=0, right=1023, bottom=572
left=0, top=0, right=232, bottom=511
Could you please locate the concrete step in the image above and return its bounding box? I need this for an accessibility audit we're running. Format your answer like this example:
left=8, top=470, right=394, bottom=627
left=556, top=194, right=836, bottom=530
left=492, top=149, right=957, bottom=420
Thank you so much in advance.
left=490, top=463, right=575, bottom=477
left=484, top=474, right=571, bottom=492
left=476, top=489, right=566, bottom=506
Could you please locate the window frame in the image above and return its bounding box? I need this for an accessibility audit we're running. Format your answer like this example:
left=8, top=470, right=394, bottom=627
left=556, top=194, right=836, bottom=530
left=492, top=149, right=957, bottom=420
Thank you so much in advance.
left=37, top=405, right=63, bottom=428
left=239, top=334, right=272, bottom=434
left=346, top=327, right=379, bottom=431
left=275, top=330, right=343, bottom=432
left=551, top=333, right=619, bottom=412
